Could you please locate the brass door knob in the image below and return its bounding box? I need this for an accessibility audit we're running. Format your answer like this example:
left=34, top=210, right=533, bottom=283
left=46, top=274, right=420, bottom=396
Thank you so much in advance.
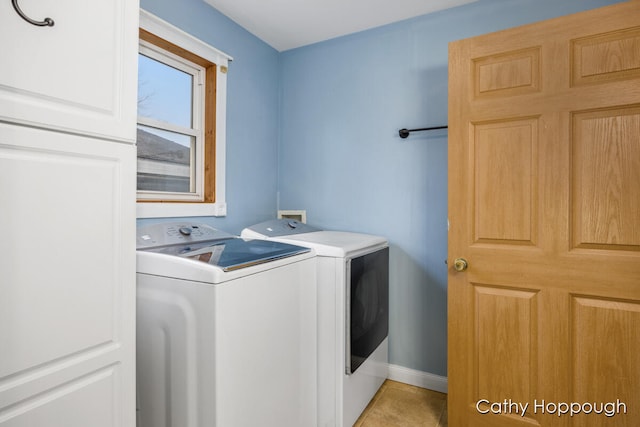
left=453, top=258, right=468, bottom=272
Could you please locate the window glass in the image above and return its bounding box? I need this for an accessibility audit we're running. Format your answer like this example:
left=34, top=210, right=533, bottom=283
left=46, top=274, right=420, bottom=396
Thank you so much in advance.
left=138, top=53, right=193, bottom=128
left=136, top=124, right=195, bottom=193
left=136, top=45, right=202, bottom=199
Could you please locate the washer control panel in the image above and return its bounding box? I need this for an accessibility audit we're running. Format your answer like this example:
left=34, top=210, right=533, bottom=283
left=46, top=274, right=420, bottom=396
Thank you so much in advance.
left=137, top=222, right=234, bottom=249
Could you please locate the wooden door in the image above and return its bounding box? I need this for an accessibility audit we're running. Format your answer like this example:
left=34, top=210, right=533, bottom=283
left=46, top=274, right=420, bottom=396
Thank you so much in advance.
left=448, top=2, right=640, bottom=426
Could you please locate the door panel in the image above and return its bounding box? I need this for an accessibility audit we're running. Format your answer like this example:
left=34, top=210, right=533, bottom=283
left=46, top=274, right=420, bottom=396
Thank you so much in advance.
left=0, top=0, right=138, bottom=142
left=1, top=367, right=118, bottom=427
left=473, top=117, right=539, bottom=244
left=0, top=123, right=136, bottom=426
left=448, top=2, right=640, bottom=426
left=0, top=147, right=118, bottom=377
left=570, top=296, right=640, bottom=427
left=475, top=285, right=539, bottom=406
left=571, top=106, right=640, bottom=250
left=571, top=27, right=640, bottom=86
left=473, top=47, right=541, bottom=98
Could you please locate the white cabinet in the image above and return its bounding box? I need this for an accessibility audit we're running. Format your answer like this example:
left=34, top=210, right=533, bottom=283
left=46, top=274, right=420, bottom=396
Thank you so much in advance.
left=0, top=0, right=139, bottom=142
left=0, top=1, right=138, bottom=426
left=0, top=124, right=137, bottom=427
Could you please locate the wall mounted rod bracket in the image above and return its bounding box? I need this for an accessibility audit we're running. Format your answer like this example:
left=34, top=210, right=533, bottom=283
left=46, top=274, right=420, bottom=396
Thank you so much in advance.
left=399, top=125, right=448, bottom=138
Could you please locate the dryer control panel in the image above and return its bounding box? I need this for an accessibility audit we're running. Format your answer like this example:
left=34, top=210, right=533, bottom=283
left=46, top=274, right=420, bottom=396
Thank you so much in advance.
left=244, top=219, right=320, bottom=237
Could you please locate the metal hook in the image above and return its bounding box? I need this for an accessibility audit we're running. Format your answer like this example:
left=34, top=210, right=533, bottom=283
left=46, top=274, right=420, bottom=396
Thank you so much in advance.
left=11, top=0, right=54, bottom=27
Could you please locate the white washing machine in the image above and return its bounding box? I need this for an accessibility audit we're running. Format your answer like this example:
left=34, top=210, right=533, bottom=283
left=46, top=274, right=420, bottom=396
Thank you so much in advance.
left=242, top=219, right=389, bottom=427
left=136, top=222, right=317, bottom=427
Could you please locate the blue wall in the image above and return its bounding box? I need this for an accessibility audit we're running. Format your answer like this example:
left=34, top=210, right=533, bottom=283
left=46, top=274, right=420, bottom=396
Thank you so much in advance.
left=139, top=0, right=281, bottom=233
left=141, top=0, right=623, bottom=379
left=277, top=0, right=624, bottom=377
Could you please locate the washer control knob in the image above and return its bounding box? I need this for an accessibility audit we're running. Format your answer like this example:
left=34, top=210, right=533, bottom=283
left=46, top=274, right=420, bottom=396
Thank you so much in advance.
left=179, top=227, right=192, bottom=236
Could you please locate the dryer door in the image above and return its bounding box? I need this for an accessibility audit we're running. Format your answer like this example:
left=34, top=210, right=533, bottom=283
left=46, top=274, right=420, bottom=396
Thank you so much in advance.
left=346, top=246, right=389, bottom=374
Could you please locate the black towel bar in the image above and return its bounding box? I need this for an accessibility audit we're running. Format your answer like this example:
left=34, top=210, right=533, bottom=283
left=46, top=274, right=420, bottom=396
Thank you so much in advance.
left=399, top=126, right=448, bottom=138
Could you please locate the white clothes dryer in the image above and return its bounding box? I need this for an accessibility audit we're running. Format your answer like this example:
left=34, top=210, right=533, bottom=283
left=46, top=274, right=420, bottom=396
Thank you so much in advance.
left=136, top=222, right=317, bottom=427
left=242, top=219, right=389, bottom=427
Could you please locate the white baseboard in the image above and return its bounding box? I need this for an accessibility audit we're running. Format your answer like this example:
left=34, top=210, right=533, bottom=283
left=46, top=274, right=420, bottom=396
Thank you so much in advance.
left=387, top=364, right=448, bottom=394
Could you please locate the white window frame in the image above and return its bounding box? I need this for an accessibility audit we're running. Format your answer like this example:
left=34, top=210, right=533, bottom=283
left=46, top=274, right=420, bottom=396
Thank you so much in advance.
left=137, top=41, right=205, bottom=201
left=136, top=9, right=232, bottom=218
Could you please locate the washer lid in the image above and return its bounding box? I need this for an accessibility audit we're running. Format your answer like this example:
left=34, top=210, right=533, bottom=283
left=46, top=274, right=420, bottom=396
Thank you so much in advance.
left=139, top=237, right=311, bottom=271
left=137, top=221, right=311, bottom=272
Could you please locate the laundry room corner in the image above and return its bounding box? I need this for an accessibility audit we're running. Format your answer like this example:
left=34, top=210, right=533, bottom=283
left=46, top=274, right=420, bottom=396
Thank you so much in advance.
left=276, top=0, right=626, bottom=385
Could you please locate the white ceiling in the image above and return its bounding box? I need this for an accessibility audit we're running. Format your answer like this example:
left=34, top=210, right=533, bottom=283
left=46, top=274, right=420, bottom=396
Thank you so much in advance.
left=204, top=0, right=477, bottom=51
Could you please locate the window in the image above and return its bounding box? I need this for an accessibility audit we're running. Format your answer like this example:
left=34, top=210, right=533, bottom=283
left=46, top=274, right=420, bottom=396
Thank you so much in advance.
left=137, top=41, right=203, bottom=198
left=137, top=10, right=231, bottom=218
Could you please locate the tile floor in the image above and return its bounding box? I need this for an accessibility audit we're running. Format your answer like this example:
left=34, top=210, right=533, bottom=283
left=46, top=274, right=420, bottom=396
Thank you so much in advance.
left=354, top=380, right=448, bottom=427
